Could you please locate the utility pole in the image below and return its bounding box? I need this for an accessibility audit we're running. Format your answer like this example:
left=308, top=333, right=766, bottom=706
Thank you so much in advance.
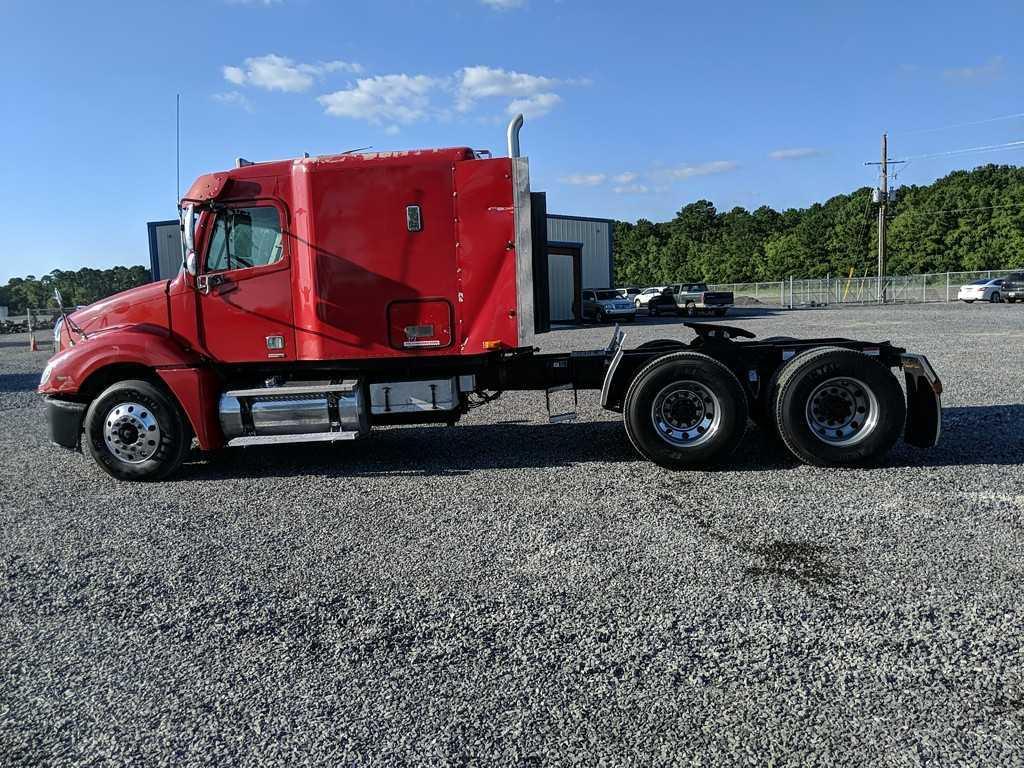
left=865, top=134, right=905, bottom=303
left=878, top=134, right=886, bottom=303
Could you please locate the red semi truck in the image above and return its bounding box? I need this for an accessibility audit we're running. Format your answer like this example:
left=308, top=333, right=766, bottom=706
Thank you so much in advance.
left=39, top=117, right=942, bottom=481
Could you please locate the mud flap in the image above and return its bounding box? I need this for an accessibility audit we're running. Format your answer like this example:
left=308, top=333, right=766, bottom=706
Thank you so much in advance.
left=901, top=353, right=942, bottom=448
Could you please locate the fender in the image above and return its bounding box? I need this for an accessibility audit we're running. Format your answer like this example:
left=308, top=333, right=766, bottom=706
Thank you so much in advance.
left=39, top=324, right=202, bottom=396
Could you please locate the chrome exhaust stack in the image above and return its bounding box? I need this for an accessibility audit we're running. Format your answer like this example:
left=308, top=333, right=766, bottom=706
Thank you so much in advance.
left=507, top=113, right=524, bottom=158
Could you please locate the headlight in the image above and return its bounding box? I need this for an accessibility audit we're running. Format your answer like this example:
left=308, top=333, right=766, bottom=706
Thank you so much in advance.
left=53, top=317, right=64, bottom=351
left=40, top=360, right=55, bottom=388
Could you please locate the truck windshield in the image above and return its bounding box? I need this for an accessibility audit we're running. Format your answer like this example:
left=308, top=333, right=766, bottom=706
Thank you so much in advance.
left=596, top=290, right=620, bottom=300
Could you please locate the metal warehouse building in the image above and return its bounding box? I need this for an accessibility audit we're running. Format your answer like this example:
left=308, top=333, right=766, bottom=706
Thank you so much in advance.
left=148, top=213, right=613, bottom=324
left=545, top=214, right=614, bottom=323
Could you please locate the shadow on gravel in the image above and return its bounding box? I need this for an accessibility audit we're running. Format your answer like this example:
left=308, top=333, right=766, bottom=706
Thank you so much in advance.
left=0, top=373, right=40, bottom=392
left=891, top=404, right=1024, bottom=468
left=178, top=420, right=799, bottom=481
left=175, top=404, right=1021, bottom=481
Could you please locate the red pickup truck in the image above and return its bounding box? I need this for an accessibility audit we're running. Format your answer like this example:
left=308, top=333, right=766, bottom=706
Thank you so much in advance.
left=39, top=117, right=942, bottom=481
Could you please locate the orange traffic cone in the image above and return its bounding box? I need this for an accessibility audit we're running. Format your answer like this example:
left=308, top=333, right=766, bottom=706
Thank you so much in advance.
left=28, top=335, right=39, bottom=352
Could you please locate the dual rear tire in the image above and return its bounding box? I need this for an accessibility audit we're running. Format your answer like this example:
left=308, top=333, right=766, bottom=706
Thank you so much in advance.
left=765, top=347, right=905, bottom=466
left=623, top=348, right=905, bottom=469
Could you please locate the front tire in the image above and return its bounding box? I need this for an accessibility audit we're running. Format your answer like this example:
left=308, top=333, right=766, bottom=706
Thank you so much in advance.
left=623, top=352, right=748, bottom=469
left=84, top=379, right=191, bottom=481
left=769, top=348, right=905, bottom=467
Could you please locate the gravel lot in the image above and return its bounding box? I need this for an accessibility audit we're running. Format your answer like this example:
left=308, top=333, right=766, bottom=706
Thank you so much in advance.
left=1, top=302, right=1022, bottom=766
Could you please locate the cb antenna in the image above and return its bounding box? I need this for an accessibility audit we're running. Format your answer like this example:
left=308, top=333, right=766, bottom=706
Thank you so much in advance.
left=176, top=93, right=181, bottom=205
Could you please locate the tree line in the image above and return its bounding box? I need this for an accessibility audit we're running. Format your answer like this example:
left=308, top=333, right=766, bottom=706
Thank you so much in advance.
left=0, top=266, right=151, bottom=315
left=613, top=163, right=1024, bottom=286
left=2, top=163, right=1022, bottom=314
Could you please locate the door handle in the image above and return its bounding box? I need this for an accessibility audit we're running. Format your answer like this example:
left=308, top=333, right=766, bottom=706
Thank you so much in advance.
left=197, top=274, right=234, bottom=295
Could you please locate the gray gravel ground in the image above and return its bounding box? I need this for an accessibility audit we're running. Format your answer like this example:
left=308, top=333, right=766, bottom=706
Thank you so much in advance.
left=1, top=302, right=1022, bottom=766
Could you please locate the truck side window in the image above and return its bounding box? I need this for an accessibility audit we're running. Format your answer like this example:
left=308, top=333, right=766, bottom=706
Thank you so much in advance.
left=206, top=206, right=283, bottom=272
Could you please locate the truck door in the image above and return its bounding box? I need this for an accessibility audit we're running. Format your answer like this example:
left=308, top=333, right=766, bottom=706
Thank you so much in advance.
left=196, top=201, right=295, bottom=362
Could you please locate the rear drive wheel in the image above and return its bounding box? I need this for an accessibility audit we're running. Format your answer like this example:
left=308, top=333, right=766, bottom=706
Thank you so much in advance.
left=84, top=379, right=191, bottom=481
left=624, top=352, right=748, bottom=469
left=769, top=347, right=905, bottom=467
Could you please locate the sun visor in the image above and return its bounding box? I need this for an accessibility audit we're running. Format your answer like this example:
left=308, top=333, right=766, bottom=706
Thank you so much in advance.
left=181, top=172, right=231, bottom=203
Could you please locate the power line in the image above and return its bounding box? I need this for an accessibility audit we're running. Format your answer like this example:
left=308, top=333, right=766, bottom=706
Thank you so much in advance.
left=899, top=139, right=1024, bottom=162
left=900, top=111, right=1024, bottom=136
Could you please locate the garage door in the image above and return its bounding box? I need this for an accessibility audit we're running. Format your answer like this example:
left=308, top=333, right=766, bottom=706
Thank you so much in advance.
left=548, top=253, right=575, bottom=322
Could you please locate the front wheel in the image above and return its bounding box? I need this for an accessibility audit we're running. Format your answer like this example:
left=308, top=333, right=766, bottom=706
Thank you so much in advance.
left=769, top=348, right=905, bottom=467
left=623, top=352, right=748, bottom=469
left=596, top=309, right=607, bottom=323
left=84, top=379, right=191, bottom=481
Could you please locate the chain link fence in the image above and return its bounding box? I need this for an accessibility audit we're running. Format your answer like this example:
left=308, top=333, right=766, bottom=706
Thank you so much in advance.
left=710, top=270, right=1007, bottom=307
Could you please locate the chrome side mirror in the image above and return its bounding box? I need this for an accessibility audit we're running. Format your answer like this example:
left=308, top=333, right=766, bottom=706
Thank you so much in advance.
left=181, top=203, right=197, bottom=275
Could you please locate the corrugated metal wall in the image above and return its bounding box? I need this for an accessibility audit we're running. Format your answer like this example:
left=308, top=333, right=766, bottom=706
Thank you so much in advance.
left=547, top=253, right=575, bottom=321
left=546, top=216, right=613, bottom=290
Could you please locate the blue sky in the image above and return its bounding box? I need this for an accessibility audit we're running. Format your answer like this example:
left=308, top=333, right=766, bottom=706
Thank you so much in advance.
left=2, top=0, right=1022, bottom=282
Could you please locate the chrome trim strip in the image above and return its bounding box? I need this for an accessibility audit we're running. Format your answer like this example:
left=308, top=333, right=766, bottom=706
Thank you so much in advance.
left=225, top=381, right=358, bottom=398
left=512, top=156, right=535, bottom=347
left=227, top=431, right=359, bottom=447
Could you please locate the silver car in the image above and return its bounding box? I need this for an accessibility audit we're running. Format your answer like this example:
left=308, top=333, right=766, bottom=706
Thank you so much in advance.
left=957, top=278, right=1008, bottom=303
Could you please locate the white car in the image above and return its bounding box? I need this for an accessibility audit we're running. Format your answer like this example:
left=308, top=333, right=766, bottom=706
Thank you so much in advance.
left=634, top=286, right=666, bottom=309
left=957, top=278, right=1008, bottom=303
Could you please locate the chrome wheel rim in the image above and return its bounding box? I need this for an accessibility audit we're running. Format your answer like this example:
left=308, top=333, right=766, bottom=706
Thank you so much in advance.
left=103, top=402, right=162, bottom=463
left=651, top=381, right=721, bottom=448
left=805, top=377, right=879, bottom=447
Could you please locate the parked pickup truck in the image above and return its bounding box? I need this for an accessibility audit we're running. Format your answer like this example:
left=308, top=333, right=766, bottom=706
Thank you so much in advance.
left=648, top=283, right=734, bottom=317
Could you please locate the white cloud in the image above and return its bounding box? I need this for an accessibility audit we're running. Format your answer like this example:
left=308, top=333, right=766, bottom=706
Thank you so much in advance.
left=560, top=173, right=607, bottom=186
left=384, top=125, right=401, bottom=136
left=480, top=0, right=525, bottom=8
left=507, top=92, right=561, bottom=118
left=457, top=65, right=560, bottom=113
left=769, top=147, right=825, bottom=160
left=310, top=63, right=581, bottom=125
left=223, top=54, right=362, bottom=93
left=318, top=74, right=442, bottom=124
left=944, top=56, right=1005, bottom=83
left=211, top=91, right=254, bottom=112
left=613, top=184, right=649, bottom=195
left=613, top=171, right=639, bottom=183
left=663, top=160, right=738, bottom=180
